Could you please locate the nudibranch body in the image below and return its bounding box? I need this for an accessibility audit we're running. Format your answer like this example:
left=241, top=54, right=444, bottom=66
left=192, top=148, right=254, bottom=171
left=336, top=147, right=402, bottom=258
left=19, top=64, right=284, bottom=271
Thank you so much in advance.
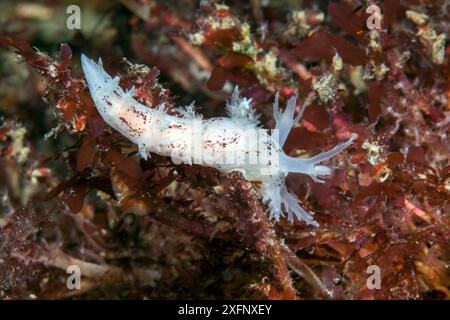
left=81, top=54, right=356, bottom=226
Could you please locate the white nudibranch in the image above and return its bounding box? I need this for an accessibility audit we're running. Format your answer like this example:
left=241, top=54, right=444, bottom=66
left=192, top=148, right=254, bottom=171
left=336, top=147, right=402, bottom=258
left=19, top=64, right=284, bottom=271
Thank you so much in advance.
left=81, top=54, right=357, bottom=227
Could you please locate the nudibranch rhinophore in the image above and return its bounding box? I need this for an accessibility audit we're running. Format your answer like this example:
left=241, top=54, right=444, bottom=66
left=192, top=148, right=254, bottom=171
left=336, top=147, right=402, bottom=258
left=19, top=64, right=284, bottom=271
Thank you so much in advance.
left=81, top=54, right=356, bottom=226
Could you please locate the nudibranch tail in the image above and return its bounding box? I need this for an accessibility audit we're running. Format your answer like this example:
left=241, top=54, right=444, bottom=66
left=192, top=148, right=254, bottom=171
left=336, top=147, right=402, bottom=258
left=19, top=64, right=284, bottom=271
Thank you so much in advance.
left=81, top=54, right=164, bottom=160
left=81, top=54, right=114, bottom=94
